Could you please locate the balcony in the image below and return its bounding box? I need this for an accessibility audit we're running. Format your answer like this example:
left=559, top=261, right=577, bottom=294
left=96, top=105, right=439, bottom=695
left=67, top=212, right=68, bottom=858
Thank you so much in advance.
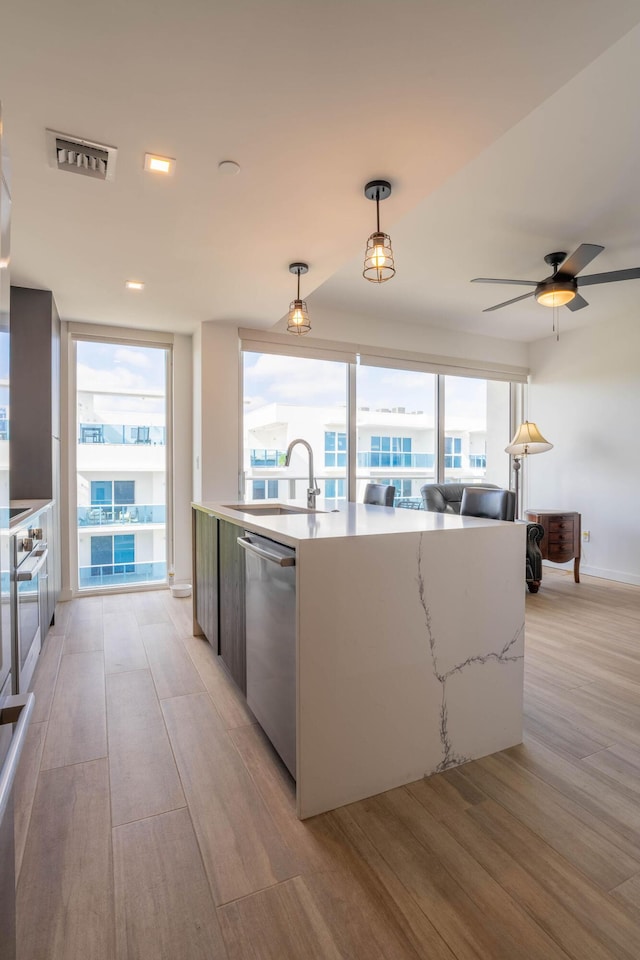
left=357, top=452, right=434, bottom=469
left=249, top=448, right=286, bottom=467
left=78, top=423, right=166, bottom=445
left=79, top=560, right=167, bottom=588
left=77, top=503, right=166, bottom=527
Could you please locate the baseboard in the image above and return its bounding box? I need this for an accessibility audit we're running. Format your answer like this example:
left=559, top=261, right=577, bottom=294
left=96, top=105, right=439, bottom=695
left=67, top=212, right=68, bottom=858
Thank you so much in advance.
left=543, top=560, right=640, bottom=587
left=579, top=565, right=640, bottom=587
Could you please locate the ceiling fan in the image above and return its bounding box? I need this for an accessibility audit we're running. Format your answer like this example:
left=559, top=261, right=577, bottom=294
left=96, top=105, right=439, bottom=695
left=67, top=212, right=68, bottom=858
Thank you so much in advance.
left=471, top=244, right=640, bottom=312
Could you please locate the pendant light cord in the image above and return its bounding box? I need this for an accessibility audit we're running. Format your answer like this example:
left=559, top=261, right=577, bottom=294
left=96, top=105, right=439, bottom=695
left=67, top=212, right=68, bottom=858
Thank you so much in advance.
left=376, top=192, right=381, bottom=233
left=297, top=268, right=301, bottom=299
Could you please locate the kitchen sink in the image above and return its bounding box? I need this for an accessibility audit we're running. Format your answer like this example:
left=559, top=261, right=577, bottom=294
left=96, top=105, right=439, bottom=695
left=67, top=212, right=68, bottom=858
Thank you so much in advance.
left=222, top=503, right=326, bottom=516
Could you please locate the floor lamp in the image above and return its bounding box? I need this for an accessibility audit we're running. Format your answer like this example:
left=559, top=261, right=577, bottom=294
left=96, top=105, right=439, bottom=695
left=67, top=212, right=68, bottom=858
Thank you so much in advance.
left=505, top=421, right=553, bottom=519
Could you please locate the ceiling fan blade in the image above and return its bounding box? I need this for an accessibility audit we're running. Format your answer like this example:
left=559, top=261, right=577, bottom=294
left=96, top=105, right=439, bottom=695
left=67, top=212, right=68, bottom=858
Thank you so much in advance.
left=565, top=293, right=589, bottom=311
left=471, top=278, right=537, bottom=286
left=482, top=291, right=535, bottom=312
left=577, top=267, right=640, bottom=287
left=554, top=243, right=604, bottom=278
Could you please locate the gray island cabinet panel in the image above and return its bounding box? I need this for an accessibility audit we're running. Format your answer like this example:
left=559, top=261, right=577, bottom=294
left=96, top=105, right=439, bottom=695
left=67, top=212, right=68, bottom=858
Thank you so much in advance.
left=218, top=519, right=246, bottom=695
left=193, top=508, right=218, bottom=648
left=192, top=511, right=246, bottom=695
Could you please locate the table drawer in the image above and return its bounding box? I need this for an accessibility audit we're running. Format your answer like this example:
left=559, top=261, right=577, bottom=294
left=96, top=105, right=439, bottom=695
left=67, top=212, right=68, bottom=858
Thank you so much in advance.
left=548, top=531, right=575, bottom=545
left=549, top=519, right=575, bottom=534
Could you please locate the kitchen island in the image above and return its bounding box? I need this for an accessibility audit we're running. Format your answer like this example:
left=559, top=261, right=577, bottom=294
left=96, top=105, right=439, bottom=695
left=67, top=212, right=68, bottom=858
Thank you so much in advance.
left=192, top=500, right=525, bottom=819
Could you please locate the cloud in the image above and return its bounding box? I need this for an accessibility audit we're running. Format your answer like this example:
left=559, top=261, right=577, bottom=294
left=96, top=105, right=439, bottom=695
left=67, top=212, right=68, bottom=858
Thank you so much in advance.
left=76, top=362, right=148, bottom=393
left=245, top=353, right=346, bottom=407
left=113, top=346, right=153, bottom=369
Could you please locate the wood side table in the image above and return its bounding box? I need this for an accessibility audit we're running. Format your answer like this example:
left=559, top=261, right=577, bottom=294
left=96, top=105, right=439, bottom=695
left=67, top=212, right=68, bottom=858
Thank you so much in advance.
left=525, top=510, right=581, bottom=583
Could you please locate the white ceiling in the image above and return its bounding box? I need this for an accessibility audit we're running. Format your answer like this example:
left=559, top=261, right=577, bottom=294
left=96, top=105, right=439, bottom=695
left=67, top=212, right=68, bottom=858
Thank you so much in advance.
left=2, top=0, right=640, bottom=341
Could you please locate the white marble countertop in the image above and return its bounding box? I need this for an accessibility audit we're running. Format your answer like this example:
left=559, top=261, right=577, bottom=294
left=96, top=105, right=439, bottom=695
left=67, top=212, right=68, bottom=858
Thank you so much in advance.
left=192, top=499, right=517, bottom=547
left=9, top=499, right=54, bottom=529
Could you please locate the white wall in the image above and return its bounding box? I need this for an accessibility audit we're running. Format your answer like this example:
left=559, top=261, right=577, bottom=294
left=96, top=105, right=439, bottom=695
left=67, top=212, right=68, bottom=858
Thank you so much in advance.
left=279, top=302, right=530, bottom=368
left=527, top=312, right=640, bottom=585
left=172, top=333, right=193, bottom=583
left=194, top=322, right=242, bottom=501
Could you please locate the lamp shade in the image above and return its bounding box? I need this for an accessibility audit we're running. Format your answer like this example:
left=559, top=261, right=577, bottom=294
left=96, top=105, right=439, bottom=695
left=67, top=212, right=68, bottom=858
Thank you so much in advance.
left=505, top=421, right=553, bottom=456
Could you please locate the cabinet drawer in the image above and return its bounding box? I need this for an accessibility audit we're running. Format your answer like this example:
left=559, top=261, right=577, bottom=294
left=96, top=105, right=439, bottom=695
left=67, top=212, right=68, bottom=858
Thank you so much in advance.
left=549, top=520, right=574, bottom=534
left=548, top=531, right=575, bottom=544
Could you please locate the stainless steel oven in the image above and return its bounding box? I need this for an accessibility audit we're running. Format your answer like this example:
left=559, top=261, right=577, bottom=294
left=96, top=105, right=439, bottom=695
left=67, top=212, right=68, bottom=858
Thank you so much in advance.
left=11, top=525, right=48, bottom=694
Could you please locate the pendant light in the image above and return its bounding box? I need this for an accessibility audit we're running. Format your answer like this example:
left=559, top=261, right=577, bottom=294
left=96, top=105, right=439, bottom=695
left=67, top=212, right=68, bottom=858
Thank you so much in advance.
left=363, top=179, right=395, bottom=282
left=287, top=262, right=311, bottom=336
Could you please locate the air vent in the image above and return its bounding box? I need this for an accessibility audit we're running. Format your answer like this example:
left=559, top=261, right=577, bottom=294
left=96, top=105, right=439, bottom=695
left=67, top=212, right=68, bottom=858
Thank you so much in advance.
left=46, top=129, right=117, bottom=181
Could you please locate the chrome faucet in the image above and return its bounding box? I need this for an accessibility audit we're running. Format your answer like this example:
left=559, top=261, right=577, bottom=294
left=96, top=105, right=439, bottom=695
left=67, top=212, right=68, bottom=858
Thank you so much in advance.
left=284, top=438, right=321, bottom=509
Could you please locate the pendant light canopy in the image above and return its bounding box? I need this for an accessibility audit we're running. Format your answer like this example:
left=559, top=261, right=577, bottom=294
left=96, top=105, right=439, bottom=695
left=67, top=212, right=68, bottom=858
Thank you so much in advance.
left=287, top=262, right=311, bottom=336
left=363, top=180, right=395, bottom=283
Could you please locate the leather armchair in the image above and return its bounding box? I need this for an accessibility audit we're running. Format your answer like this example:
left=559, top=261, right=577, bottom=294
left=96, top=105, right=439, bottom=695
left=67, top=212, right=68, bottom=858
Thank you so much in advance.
left=420, top=482, right=544, bottom=593
left=524, top=522, right=544, bottom=593
left=460, top=487, right=515, bottom=521
left=421, top=482, right=500, bottom=513
left=363, top=483, right=396, bottom=506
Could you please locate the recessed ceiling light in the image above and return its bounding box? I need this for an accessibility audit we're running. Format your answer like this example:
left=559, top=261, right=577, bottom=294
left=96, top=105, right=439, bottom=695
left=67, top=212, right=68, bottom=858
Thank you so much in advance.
left=144, top=153, right=175, bottom=175
left=218, top=160, right=240, bottom=175
left=125, top=280, right=145, bottom=291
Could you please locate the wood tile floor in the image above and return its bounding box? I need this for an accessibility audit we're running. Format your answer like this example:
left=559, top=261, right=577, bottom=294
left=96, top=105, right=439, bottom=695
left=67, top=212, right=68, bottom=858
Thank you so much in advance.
left=14, top=571, right=640, bottom=959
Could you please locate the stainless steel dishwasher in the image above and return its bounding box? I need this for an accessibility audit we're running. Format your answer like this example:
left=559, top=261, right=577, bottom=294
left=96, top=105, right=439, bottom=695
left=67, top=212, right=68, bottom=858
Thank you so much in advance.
left=237, top=533, right=296, bottom=778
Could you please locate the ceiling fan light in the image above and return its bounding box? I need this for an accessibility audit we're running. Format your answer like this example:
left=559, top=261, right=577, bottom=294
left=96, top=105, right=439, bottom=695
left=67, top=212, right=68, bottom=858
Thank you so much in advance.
left=287, top=298, right=311, bottom=336
left=363, top=232, right=395, bottom=283
left=535, top=280, right=576, bottom=307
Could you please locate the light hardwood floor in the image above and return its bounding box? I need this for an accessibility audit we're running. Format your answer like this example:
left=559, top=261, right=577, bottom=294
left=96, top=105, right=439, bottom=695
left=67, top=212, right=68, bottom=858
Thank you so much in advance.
left=14, top=570, right=640, bottom=959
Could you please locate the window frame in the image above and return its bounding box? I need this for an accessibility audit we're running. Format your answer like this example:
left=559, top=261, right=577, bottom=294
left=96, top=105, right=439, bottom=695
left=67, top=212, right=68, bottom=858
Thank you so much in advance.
left=67, top=326, right=173, bottom=596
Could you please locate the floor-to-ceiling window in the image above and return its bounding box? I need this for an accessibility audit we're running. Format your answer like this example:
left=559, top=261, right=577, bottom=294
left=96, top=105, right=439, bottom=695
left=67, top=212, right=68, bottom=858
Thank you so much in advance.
left=243, top=352, right=348, bottom=501
left=443, top=375, right=511, bottom=487
left=356, top=364, right=436, bottom=505
left=242, top=346, right=516, bottom=506
left=75, top=339, right=168, bottom=589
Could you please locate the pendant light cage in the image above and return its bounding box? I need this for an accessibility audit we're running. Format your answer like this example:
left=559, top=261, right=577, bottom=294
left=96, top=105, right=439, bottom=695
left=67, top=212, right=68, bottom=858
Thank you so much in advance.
left=286, top=262, right=311, bottom=335
left=363, top=231, right=396, bottom=282
left=287, top=298, right=311, bottom=335
left=362, top=179, right=395, bottom=283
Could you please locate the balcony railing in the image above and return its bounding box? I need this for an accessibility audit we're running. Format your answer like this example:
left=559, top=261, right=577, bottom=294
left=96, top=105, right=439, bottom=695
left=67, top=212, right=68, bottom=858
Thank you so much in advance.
left=78, top=423, right=166, bottom=445
left=249, top=448, right=287, bottom=467
left=357, top=452, right=434, bottom=469
left=77, top=503, right=166, bottom=526
left=79, top=560, right=167, bottom=588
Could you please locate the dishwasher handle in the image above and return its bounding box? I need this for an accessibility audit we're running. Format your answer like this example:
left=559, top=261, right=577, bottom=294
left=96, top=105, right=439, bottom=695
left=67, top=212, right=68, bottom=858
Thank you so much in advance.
left=0, top=693, right=35, bottom=825
left=237, top=536, right=296, bottom=567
